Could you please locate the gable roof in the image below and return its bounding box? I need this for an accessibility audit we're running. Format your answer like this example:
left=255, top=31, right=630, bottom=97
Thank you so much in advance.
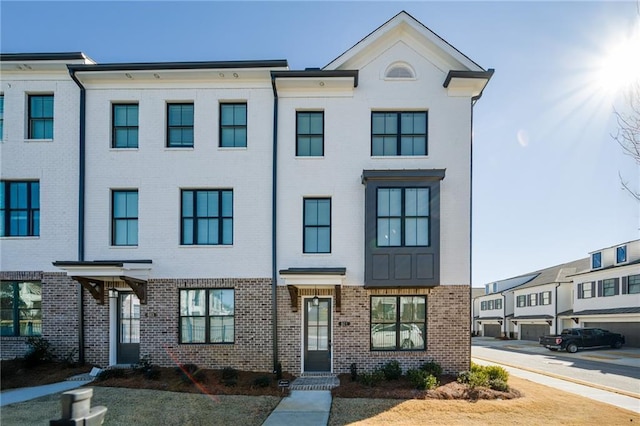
left=324, top=11, right=486, bottom=73
left=505, top=258, right=590, bottom=292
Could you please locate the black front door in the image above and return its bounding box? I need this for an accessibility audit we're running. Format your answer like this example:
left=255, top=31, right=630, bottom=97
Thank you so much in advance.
left=304, top=298, right=331, bottom=372
left=117, top=293, right=140, bottom=364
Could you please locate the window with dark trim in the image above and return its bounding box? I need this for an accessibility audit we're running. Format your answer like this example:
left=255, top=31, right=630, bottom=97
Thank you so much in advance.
left=371, top=111, right=427, bottom=156
left=371, top=295, right=426, bottom=350
left=516, top=295, right=526, bottom=307
left=591, top=252, right=602, bottom=269
left=179, top=288, right=234, bottom=343
left=181, top=189, right=233, bottom=245
left=540, top=291, right=551, bottom=305
left=303, top=198, right=330, bottom=253
left=487, top=300, right=494, bottom=310
left=28, top=95, right=54, bottom=139
left=0, top=281, right=41, bottom=336
left=167, top=103, right=194, bottom=147
left=579, top=282, right=594, bottom=299
left=528, top=293, right=538, bottom=306
left=112, top=104, right=139, bottom=148
left=480, top=301, right=487, bottom=311
left=0, top=181, right=39, bottom=237
left=495, top=298, right=502, bottom=309
left=629, top=275, right=640, bottom=294
left=616, top=245, right=627, bottom=264
left=220, top=103, right=247, bottom=147
left=602, top=279, right=616, bottom=297
left=377, top=187, right=429, bottom=247
left=296, top=111, right=323, bottom=156
left=112, top=190, right=138, bottom=246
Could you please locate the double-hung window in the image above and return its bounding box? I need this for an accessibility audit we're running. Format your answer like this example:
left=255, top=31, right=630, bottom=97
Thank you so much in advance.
left=371, top=295, right=426, bottom=350
left=0, top=281, right=41, bottom=336
left=579, top=282, right=594, bottom=299
left=220, top=103, right=247, bottom=147
left=628, top=275, right=640, bottom=294
left=181, top=189, right=233, bottom=245
left=179, top=289, right=234, bottom=343
left=371, top=111, right=427, bottom=156
left=516, top=295, right=526, bottom=307
left=602, top=279, right=617, bottom=297
left=28, top=95, right=54, bottom=139
left=167, top=103, right=194, bottom=147
left=0, top=94, right=4, bottom=139
left=495, top=298, right=502, bottom=309
left=540, top=291, right=551, bottom=305
left=303, top=198, right=330, bottom=253
left=377, top=188, right=429, bottom=247
left=296, top=111, right=323, bottom=156
left=112, top=104, right=139, bottom=148
left=112, top=190, right=138, bottom=246
left=0, top=181, right=39, bottom=237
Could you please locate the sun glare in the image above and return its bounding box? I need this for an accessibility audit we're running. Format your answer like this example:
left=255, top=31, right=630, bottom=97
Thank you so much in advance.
left=595, top=24, right=640, bottom=95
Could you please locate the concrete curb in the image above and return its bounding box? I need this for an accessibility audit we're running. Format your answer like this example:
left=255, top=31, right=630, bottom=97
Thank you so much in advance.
left=472, top=355, right=640, bottom=400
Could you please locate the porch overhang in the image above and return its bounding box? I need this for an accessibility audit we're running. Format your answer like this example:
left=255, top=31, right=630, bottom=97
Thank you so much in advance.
left=279, top=267, right=346, bottom=313
left=53, top=260, right=152, bottom=305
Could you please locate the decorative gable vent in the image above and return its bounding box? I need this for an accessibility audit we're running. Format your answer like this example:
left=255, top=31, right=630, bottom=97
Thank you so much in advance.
left=385, top=62, right=415, bottom=79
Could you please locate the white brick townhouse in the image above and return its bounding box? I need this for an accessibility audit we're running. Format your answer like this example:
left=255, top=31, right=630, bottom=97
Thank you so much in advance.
left=1, top=12, right=493, bottom=375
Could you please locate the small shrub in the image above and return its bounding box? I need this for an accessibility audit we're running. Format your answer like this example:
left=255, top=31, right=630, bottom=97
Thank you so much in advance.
left=419, top=360, right=442, bottom=377
left=275, top=362, right=283, bottom=380
left=484, top=365, right=509, bottom=382
left=23, top=336, right=54, bottom=367
left=252, top=375, right=271, bottom=388
left=350, top=363, right=358, bottom=381
left=63, top=348, right=79, bottom=368
left=407, top=369, right=439, bottom=390
left=467, top=370, right=490, bottom=389
left=358, top=368, right=385, bottom=387
left=221, top=367, right=239, bottom=381
left=489, top=378, right=509, bottom=392
left=381, top=360, right=402, bottom=381
left=457, top=370, right=471, bottom=384
left=97, top=368, right=127, bottom=381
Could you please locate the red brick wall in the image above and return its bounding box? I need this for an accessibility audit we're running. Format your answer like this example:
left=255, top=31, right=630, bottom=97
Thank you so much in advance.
left=277, top=285, right=470, bottom=375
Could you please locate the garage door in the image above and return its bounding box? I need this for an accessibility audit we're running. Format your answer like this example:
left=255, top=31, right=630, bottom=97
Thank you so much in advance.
left=584, top=322, right=640, bottom=348
left=520, top=324, right=550, bottom=341
left=483, top=324, right=501, bottom=337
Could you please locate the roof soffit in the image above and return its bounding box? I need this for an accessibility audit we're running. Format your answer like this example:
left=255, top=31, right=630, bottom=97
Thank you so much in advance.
left=324, top=12, right=484, bottom=73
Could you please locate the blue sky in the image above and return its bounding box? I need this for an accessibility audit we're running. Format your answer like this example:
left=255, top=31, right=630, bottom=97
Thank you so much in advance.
left=2, top=1, right=639, bottom=286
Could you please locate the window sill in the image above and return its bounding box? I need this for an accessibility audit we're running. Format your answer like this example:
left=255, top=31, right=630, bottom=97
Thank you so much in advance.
left=218, top=147, right=248, bottom=151
left=302, top=252, right=332, bottom=256
left=370, top=155, right=429, bottom=159
left=24, top=139, right=54, bottom=143
left=0, top=236, right=40, bottom=240
left=110, top=245, right=138, bottom=249
left=165, top=147, right=194, bottom=151
left=110, top=148, right=139, bottom=151
left=295, top=156, right=324, bottom=159
left=179, top=244, right=234, bottom=248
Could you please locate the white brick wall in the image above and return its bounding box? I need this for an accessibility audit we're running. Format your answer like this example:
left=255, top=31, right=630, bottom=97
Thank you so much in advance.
left=0, top=71, right=80, bottom=271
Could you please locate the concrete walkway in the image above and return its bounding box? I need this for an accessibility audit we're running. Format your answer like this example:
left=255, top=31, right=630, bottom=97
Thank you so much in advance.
left=0, top=378, right=93, bottom=407
left=262, top=390, right=332, bottom=426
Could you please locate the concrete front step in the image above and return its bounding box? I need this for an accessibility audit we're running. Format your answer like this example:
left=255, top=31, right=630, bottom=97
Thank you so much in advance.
left=290, top=374, right=340, bottom=390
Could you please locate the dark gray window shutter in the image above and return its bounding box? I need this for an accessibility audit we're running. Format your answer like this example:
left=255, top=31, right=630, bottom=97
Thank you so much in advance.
left=577, top=283, right=583, bottom=299
left=597, top=280, right=603, bottom=297
left=622, top=276, right=628, bottom=294
left=614, top=277, right=620, bottom=295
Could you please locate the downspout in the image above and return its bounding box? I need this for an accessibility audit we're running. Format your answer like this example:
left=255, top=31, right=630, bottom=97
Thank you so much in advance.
left=68, top=67, right=86, bottom=364
left=270, top=74, right=279, bottom=373
left=554, top=283, right=561, bottom=334
left=468, top=97, right=474, bottom=354
left=502, top=292, right=507, bottom=338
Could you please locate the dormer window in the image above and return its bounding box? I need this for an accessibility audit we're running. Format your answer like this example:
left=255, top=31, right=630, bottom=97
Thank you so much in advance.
left=385, top=63, right=415, bottom=79
left=616, top=245, right=627, bottom=264
left=592, top=252, right=602, bottom=269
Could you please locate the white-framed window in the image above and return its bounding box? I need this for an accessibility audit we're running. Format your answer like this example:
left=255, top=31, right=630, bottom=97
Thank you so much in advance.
left=616, top=245, right=627, bottom=264
left=579, top=282, right=594, bottom=299
left=591, top=252, right=602, bottom=269
left=540, top=291, right=551, bottom=305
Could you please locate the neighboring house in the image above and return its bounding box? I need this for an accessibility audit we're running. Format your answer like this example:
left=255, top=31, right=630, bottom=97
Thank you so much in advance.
left=560, top=240, right=640, bottom=347
left=1, top=11, right=493, bottom=375
left=508, top=258, right=589, bottom=340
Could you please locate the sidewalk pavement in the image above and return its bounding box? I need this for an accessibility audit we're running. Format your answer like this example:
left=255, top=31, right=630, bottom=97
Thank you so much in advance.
left=0, top=378, right=93, bottom=407
left=261, top=390, right=332, bottom=426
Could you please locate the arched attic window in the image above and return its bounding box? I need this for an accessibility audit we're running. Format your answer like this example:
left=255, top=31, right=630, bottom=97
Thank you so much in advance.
left=385, top=63, right=415, bottom=79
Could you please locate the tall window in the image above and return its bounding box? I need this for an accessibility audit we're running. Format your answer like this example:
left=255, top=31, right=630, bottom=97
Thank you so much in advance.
left=180, top=289, right=234, bottom=343
left=0, top=281, right=41, bottom=336
left=602, top=279, right=617, bottom=297
left=540, top=291, right=551, bottom=305
left=0, top=181, right=39, bottom=237
left=28, top=95, right=54, bottom=139
left=377, top=188, right=429, bottom=247
left=167, top=103, right=194, bottom=147
left=616, top=245, right=627, bottom=264
left=181, top=189, right=233, bottom=245
left=516, top=295, right=526, bottom=307
left=371, top=111, right=427, bottom=156
left=629, top=275, right=640, bottom=294
left=591, top=252, right=602, bottom=269
left=528, top=293, right=538, bottom=306
left=112, top=190, right=138, bottom=246
left=303, top=198, right=330, bottom=253
left=220, top=103, right=247, bottom=147
left=371, top=295, right=426, bottom=350
left=0, top=94, right=4, bottom=139
left=495, top=298, right=502, bottom=309
left=579, top=282, right=594, bottom=299
left=112, top=104, right=139, bottom=148
left=297, top=111, right=323, bottom=156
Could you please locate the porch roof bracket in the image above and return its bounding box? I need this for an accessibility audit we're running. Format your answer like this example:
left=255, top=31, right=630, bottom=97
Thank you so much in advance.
left=73, top=277, right=105, bottom=304
left=120, top=276, right=147, bottom=305
left=334, top=285, right=341, bottom=313
left=287, top=285, right=299, bottom=312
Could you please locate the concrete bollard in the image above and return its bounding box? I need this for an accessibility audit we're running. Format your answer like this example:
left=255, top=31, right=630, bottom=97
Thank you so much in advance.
left=50, top=388, right=107, bottom=426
